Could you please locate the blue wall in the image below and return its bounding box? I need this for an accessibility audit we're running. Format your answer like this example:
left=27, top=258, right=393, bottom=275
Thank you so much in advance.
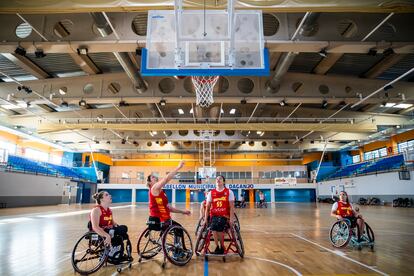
left=176, top=190, right=186, bottom=202
left=102, top=189, right=132, bottom=203
left=231, top=189, right=238, bottom=201
left=76, top=182, right=96, bottom=203
left=255, top=189, right=271, bottom=202
left=164, top=189, right=172, bottom=201
left=136, top=189, right=149, bottom=203
left=275, top=189, right=316, bottom=202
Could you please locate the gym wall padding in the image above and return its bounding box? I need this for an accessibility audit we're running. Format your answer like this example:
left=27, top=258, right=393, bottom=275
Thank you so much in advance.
left=102, top=189, right=132, bottom=203
left=275, top=189, right=315, bottom=202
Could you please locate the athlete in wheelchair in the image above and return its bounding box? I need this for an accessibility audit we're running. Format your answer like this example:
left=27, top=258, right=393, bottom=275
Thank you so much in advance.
left=329, top=191, right=375, bottom=250
left=256, top=191, right=267, bottom=208
left=195, top=175, right=244, bottom=261
left=136, top=161, right=193, bottom=268
left=71, top=191, right=133, bottom=274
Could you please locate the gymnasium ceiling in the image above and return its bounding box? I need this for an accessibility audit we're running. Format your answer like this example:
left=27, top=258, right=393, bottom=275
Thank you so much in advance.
left=0, top=1, right=413, bottom=158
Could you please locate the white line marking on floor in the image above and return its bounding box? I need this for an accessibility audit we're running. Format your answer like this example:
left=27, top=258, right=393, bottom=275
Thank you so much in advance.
left=0, top=205, right=133, bottom=222
left=246, top=256, right=302, bottom=276
left=0, top=217, right=34, bottom=224
left=36, top=205, right=133, bottom=218
left=290, top=233, right=388, bottom=276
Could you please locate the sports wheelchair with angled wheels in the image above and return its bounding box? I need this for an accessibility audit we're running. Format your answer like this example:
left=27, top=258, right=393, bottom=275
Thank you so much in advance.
left=195, top=213, right=240, bottom=237
left=256, top=201, right=267, bottom=208
left=329, top=218, right=375, bottom=251
left=136, top=217, right=193, bottom=268
left=195, top=218, right=244, bottom=262
left=71, top=230, right=133, bottom=275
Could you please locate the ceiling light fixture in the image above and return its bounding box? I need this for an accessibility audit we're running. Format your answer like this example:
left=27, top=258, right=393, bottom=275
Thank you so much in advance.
left=318, top=48, right=328, bottom=58
left=79, top=99, right=87, bottom=107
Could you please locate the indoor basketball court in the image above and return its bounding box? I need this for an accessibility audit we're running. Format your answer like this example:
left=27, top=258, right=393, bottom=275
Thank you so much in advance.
left=0, top=0, right=413, bottom=275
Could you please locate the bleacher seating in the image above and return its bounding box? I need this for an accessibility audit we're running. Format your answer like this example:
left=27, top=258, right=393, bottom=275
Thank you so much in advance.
left=6, top=155, right=93, bottom=181
left=358, top=154, right=404, bottom=174
left=328, top=161, right=369, bottom=179
left=326, top=154, right=405, bottom=180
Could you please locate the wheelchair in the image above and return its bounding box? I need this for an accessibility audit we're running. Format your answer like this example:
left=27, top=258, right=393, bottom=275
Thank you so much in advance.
left=256, top=200, right=267, bottom=208
left=71, top=231, right=133, bottom=275
left=329, top=218, right=375, bottom=251
left=195, top=217, right=244, bottom=262
left=136, top=218, right=193, bottom=268
left=195, top=213, right=240, bottom=237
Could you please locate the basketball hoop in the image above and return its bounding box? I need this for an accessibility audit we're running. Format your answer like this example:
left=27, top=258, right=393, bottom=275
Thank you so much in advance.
left=192, top=76, right=219, bottom=108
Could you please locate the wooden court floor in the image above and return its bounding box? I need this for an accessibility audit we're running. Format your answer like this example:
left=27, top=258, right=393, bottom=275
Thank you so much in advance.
left=0, top=202, right=413, bottom=275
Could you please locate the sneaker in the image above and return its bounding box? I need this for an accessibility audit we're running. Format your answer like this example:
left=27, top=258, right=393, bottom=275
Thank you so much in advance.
left=173, top=251, right=185, bottom=260
left=214, top=246, right=221, bottom=254
left=219, top=247, right=225, bottom=255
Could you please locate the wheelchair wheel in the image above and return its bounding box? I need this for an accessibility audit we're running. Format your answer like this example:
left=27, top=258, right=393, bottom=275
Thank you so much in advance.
left=234, top=224, right=244, bottom=258
left=137, top=227, right=163, bottom=260
left=71, top=232, right=109, bottom=275
left=195, top=225, right=207, bottom=256
left=365, top=222, right=375, bottom=243
left=195, top=217, right=204, bottom=237
left=162, top=225, right=193, bottom=266
left=329, top=220, right=351, bottom=248
left=234, top=213, right=241, bottom=231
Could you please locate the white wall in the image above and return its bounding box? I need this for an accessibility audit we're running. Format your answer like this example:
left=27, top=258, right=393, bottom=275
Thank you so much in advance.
left=317, top=171, right=414, bottom=202
left=0, top=171, right=77, bottom=207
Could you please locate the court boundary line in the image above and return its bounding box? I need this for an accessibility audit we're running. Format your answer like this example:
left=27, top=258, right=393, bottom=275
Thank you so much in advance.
left=290, top=233, right=388, bottom=276
left=246, top=256, right=302, bottom=276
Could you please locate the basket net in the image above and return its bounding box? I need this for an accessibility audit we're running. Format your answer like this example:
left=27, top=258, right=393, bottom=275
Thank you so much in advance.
left=192, top=76, right=219, bottom=108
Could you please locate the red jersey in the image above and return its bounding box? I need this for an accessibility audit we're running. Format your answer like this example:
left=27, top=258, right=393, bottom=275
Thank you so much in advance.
left=336, top=201, right=354, bottom=217
left=90, top=205, right=113, bottom=229
left=210, top=188, right=230, bottom=217
left=149, top=189, right=171, bottom=222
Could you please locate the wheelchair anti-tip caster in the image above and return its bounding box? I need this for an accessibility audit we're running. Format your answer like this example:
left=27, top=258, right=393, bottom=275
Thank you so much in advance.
left=117, top=267, right=122, bottom=273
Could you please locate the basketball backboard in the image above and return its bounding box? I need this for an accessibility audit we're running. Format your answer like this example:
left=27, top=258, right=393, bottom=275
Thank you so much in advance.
left=141, top=0, right=269, bottom=76
left=198, top=167, right=216, bottom=179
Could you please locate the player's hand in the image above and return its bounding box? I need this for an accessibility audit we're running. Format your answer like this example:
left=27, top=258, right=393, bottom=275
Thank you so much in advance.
left=336, top=215, right=342, bottom=220
left=183, top=210, right=191, bottom=215
left=178, top=161, right=185, bottom=169
left=104, top=233, right=112, bottom=246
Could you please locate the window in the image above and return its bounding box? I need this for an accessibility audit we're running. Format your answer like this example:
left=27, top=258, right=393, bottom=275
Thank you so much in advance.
left=379, top=147, right=387, bottom=157
left=398, top=140, right=414, bottom=153
left=364, top=149, right=382, bottom=161
left=352, top=155, right=361, bottom=164
left=240, top=172, right=246, bottom=179
left=25, top=148, right=48, bottom=162
left=136, top=172, right=144, bottom=180
left=0, top=140, right=16, bottom=155
left=246, top=171, right=252, bottom=179
left=121, top=172, right=130, bottom=179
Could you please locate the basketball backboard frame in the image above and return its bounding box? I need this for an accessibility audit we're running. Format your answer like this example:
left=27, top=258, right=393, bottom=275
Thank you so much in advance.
left=141, top=0, right=269, bottom=77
